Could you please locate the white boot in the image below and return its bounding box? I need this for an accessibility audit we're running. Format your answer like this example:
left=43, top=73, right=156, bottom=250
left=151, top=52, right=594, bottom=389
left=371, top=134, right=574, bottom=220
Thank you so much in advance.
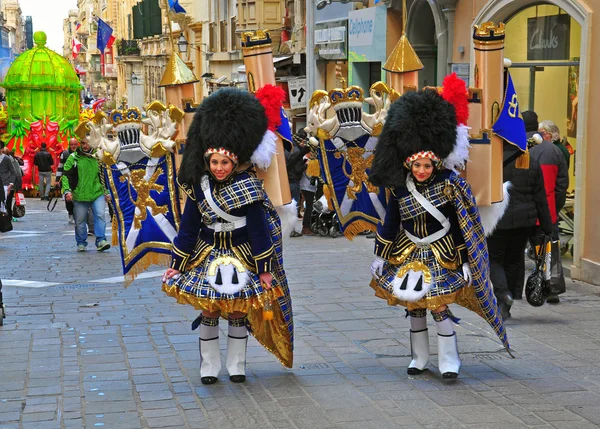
left=226, top=318, right=248, bottom=383
left=407, top=329, right=429, bottom=374
left=437, top=333, right=461, bottom=379
left=199, top=318, right=221, bottom=385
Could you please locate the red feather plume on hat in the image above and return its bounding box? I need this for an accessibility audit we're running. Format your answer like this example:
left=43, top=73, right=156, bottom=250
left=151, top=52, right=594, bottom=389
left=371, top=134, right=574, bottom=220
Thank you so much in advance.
left=441, top=73, right=469, bottom=126
left=255, top=84, right=285, bottom=132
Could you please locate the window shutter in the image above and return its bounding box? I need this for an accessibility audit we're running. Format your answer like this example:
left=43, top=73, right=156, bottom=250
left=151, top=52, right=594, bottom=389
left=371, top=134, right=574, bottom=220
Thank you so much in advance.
left=133, top=4, right=143, bottom=39
left=149, top=0, right=162, bottom=37
left=143, top=0, right=151, bottom=37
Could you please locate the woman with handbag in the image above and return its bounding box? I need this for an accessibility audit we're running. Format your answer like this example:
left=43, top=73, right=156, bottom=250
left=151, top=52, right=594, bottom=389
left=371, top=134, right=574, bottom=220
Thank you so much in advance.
left=162, top=88, right=294, bottom=385
left=368, top=83, right=511, bottom=379
left=487, top=146, right=553, bottom=319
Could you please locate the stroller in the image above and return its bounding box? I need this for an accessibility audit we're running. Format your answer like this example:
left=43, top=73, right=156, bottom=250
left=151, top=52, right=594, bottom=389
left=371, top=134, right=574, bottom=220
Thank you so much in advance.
left=310, top=195, right=342, bottom=237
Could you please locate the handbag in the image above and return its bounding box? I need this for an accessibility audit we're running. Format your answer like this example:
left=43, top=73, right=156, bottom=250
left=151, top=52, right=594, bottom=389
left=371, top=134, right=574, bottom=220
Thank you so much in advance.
left=0, top=210, right=12, bottom=233
left=525, top=234, right=550, bottom=307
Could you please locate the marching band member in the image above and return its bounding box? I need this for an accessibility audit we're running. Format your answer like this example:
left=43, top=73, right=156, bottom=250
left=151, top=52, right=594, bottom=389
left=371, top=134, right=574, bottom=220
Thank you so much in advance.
left=162, top=88, right=293, bottom=384
left=368, top=87, right=511, bottom=379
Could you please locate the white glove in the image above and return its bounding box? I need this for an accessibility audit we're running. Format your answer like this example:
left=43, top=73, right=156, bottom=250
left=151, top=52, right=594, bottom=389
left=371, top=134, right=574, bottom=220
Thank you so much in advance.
left=371, top=257, right=385, bottom=279
left=462, top=263, right=472, bottom=286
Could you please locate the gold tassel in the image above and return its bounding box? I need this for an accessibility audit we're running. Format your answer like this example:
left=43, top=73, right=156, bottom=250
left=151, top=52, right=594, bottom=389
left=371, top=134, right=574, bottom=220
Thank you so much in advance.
left=515, top=151, right=530, bottom=169
left=111, top=215, right=119, bottom=246
left=123, top=252, right=172, bottom=287
left=306, top=159, right=320, bottom=177
left=322, top=185, right=335, bottom=211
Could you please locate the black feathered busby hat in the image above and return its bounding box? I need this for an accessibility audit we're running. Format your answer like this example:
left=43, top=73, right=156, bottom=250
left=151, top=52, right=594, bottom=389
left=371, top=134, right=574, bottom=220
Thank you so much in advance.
left=178, top=88, right=268, bottom=185
left=369, top=88, right=458, bottom=188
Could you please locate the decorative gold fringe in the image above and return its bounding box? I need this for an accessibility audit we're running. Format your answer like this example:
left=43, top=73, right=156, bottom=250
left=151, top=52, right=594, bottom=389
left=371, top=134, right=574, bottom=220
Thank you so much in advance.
left=343, top=219, right=377, bottom=240
left=123, top=252, right=172, bottom=287
left=306, top=159, right=320, bottom=178
left=515, top=151, right=530, bottom=169
left=112, top=215, right=119, bottom=246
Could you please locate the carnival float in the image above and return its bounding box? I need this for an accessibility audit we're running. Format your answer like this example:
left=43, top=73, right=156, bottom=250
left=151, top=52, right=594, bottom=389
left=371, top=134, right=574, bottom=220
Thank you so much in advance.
left=0, top=31, right=82, bottom=191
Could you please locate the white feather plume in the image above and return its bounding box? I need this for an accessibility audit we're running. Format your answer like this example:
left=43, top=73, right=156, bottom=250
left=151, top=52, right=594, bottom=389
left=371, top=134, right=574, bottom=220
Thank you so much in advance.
left=251, top=130, right=277, bottom=170
left=275, top=200, right=299, bottom=253
left=443, top=124, right=471, bottom=172
left=479, top=182, right=511, bottom=236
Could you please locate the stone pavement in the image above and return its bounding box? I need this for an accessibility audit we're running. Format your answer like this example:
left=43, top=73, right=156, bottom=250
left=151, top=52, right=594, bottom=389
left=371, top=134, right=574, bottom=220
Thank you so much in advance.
left=1, top=199, right=600, bottom=429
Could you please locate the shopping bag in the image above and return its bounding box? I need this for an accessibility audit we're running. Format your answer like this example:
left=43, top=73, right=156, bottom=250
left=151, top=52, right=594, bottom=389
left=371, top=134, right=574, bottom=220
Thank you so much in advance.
left=13, top=193, right=25, bottom=218
left=547, top=239, right=566, bottom=295
left=526, top=234, right=550, bottom=307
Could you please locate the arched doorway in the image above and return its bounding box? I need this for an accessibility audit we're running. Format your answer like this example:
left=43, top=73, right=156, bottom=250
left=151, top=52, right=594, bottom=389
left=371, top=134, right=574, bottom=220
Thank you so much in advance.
left=406, top=0, right=440, bottom=87
left=474, top=0, right=591, bottom=279
left=406, top=0, right=447, bottom=87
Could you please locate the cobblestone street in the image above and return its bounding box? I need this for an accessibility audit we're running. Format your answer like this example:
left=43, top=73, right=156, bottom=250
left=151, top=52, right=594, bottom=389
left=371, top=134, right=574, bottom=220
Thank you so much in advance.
left=1, top=199, right=600, bottom=429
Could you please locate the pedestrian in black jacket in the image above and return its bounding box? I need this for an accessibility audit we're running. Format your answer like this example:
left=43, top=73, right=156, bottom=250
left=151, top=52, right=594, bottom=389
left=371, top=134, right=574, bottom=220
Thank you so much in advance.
left=488, top=144, right=553, bottom=319
left=33, top=143, right=54, bottom=200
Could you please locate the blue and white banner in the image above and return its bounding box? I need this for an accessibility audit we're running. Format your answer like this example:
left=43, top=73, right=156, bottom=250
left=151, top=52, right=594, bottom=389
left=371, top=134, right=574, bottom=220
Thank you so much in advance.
left=317, top=134, right=387, bottom=238
left=105, top=154, right=181, bottom=279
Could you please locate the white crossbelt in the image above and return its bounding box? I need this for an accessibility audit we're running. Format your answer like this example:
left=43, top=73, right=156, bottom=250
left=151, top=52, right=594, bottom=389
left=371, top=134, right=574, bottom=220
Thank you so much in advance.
left=201, top=175, right=247, bottom=232
left=405, top=176, right=451, bottom=247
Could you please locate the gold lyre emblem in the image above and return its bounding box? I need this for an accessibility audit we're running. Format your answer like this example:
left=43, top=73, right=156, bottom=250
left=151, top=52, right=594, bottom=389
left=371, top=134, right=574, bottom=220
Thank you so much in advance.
left=507, top=94, right=519, bottom=118
left=334, top=147, right=379, bottom=200
left=120, top=168, right=169, bottom=229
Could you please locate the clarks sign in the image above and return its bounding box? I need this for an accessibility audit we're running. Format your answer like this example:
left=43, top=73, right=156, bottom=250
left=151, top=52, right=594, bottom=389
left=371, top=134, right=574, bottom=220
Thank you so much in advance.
left=527, top=15, right=570, bottom=61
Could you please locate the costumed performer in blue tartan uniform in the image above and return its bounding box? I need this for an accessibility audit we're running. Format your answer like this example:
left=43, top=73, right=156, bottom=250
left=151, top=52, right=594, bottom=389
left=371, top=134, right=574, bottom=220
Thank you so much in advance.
left=162, top=88, right=293, bottom=385
left=368, top=87, right=511, bottom=380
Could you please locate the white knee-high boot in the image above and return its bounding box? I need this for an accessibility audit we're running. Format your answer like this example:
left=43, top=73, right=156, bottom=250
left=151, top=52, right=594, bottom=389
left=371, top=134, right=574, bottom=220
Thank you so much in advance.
left=433, top=310, right=460, bottom=379
left=407, top=309, right=429, bottom=374
left=226, top=317, right=248, bottom=383
left=199, top=316, right=221, bottom=384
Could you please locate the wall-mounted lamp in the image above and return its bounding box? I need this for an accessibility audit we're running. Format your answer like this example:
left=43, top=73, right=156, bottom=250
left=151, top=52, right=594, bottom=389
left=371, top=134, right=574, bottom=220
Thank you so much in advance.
left=315, top=0, right=332, bottom=10
left=131, top=72, right=139, bottom=85
left=177, top=33, right=188, bottom=54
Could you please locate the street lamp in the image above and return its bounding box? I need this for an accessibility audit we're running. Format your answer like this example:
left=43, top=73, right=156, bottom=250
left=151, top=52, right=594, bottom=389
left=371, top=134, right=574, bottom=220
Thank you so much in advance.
left=177, top=33, right=188, bottom=54
left=131, top=72, right=139, bottom=85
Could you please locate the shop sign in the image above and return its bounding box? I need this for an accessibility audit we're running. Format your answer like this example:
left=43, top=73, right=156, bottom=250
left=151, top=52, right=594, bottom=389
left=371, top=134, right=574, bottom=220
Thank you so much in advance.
left=314, top=20, right=347, bottom=60
left=348, top=7, right=376, bottom=47
left=348, top=7, right=387, bottom=62
left=527, top=14, right=570, bottom=61
left=288, top=78, right=307, bottom=110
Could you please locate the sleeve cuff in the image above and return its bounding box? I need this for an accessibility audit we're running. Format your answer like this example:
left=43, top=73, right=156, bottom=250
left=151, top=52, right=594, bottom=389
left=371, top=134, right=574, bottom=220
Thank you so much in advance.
left=374, top=233, right=393, bottom=260
left=171, top=244, right=191, bottom=272
left=254, top=245, right=274, bottom=274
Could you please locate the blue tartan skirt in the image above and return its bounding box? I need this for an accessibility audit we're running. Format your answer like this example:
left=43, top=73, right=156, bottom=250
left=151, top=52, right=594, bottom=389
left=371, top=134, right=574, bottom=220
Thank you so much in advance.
left=372, top=245, right=469, bottom=311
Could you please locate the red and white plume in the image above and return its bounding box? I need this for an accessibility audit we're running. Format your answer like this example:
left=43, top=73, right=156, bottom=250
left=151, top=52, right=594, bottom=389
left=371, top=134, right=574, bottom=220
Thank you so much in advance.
left=252, top=84, right=286, bottom=170
left=440, top=73, right=470, bottom=172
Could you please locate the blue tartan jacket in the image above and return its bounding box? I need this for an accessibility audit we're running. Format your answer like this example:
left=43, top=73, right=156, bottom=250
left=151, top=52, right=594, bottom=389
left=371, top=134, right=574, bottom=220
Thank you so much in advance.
left=170, top=171, right=274, bottom=273
left=374, top=169, right=468, bottom=267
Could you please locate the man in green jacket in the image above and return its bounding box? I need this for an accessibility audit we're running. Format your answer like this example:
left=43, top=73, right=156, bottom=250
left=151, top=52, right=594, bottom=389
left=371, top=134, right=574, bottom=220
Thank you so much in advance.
left=61, top=139, right=111, bottom=252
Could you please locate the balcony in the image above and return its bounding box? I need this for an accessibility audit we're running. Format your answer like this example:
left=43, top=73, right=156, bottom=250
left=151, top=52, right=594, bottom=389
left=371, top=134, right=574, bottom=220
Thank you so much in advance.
left=117, top=39, right=140, bottom=57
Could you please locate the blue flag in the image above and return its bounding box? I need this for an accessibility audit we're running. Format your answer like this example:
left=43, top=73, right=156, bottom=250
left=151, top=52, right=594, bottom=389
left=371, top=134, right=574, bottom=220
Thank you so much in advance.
left=276, top=107, right=293, bottom=152
left=492, top=72, right=527, bottom=151
left=96, top=18, right=115, bottom=54
left=168, top=0, right=186, bottom=13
